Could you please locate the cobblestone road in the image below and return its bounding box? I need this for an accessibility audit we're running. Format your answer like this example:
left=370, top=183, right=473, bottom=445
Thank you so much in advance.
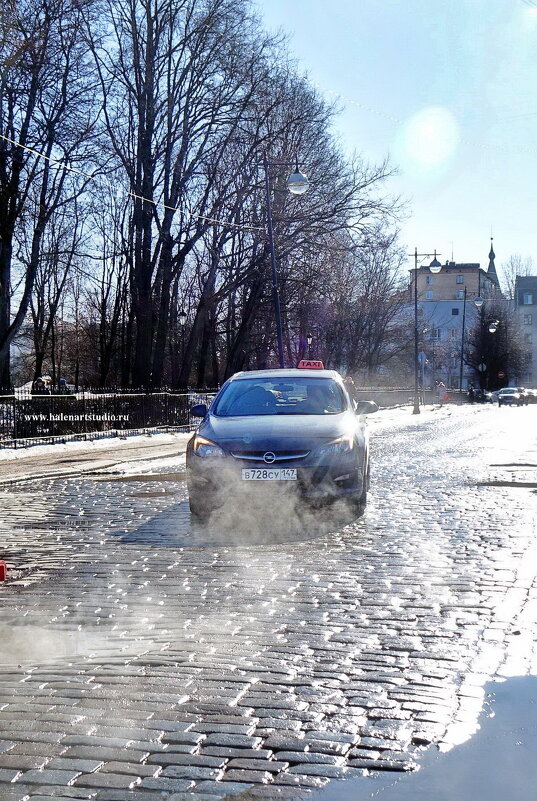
left=1, top=405, right=536, bottom=801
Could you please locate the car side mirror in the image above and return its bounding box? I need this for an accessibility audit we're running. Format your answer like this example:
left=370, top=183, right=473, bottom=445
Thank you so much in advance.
left=190, top=403, right=207, bottom=418
left=356, top=400, right=378, bottom=415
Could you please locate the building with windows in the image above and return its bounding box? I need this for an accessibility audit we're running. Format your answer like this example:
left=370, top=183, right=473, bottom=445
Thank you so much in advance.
left=514, top=275, right=537, bottom=386
left=408, top=240, right=502, bottom=389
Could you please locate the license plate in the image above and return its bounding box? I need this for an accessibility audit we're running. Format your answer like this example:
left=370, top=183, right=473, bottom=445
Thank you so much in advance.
left=241, top=468, right=297, bottom=481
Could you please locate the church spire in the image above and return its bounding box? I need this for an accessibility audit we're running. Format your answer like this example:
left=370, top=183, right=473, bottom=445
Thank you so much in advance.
left=487, top=237, right=499, bottom=285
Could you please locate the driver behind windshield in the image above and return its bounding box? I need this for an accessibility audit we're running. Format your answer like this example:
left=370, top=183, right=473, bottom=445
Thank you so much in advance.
left=295, top=383, right=331, bottom=414
left=214, top=378, right=345, bottom=416
left=223, top=384, right=277, bottom=415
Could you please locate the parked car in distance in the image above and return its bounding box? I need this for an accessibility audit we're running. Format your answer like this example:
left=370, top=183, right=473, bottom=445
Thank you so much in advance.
left=473, top=389, right=488, bottom=403
left=516, top=387, right=530, bottom=405
left=525, top=388, right=537, bottom=404
left=497, top=387, right=523, bottom=407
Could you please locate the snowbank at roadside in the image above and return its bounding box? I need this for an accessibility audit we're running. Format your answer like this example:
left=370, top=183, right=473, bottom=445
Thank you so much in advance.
left=0, top=431, right=192, bottom=462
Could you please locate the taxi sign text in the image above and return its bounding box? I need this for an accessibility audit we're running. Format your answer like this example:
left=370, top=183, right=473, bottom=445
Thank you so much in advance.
left=297, top=359, right=324, bottom=369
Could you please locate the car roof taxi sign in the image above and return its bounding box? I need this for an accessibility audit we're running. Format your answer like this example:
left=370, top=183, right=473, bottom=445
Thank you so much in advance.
left=297, top=359, right=324, bottom=369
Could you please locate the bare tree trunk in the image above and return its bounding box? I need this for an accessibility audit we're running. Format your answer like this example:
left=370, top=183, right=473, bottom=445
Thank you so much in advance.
left=224, top=273, right=266, bottom=378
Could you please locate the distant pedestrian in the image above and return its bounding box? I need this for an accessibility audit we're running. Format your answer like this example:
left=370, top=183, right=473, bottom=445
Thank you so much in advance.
left=343, top=376, right=357, bottom=401
left=57, top=378, right=74, bottom=396
left=468, top=384, right=475, bottom=404
left=32, top=377, right=50, bottom=396
left=436, top=380, right=446, bottom=406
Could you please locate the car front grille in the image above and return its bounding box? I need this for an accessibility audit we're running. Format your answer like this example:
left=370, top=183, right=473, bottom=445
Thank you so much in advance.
left=229, top=450, right=310, bottom=462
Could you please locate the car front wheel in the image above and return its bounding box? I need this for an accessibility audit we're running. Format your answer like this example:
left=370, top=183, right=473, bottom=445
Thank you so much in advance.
left=348, top=460, right=369, bottom=516
left=187, top=479, right=216, bottom=522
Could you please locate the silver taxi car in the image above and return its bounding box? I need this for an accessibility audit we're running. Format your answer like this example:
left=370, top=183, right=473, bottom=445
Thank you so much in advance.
left=186, top=361, right=377, bottom=520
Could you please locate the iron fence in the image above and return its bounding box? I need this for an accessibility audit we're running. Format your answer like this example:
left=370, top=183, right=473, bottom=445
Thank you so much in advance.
left=0, top=389, right=216, bottom=448
left=0, top=385, right=464, bottom=449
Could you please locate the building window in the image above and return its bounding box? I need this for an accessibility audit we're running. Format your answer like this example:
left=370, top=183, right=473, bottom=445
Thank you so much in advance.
left=432, top=328, right=441, bottom=339
left=456, top=275, right=464, bottom=284
left=452, top=308, right=459, bottom=315
left=524, top=314, right=533, bottom=325
left=426, top=275, right=433, bottom=285
left=425, top=290, right=433, bottom=299
left=523, top=293, right=534, bottom=305
left=525, top=333, right=533, bottom=344
left=456, top=289, right=465, bottom=299
left=449, top=329, right=458, bottom=338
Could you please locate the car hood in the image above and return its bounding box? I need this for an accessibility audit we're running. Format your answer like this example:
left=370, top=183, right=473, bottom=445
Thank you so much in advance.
left=201, top=411, right=358, bottom=449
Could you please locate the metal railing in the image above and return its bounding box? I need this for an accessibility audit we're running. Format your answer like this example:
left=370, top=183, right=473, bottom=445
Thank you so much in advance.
left=0, top=389, right=216, bottom=449
left=354, top=388, right=437, bottom=407
left=0, top=385, right=470, bottom=449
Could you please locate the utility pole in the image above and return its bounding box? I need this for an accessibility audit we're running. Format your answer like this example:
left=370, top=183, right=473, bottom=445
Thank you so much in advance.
left=459, top=286, right=467, bottom=398
left=410, top=248, right=441, bottom=414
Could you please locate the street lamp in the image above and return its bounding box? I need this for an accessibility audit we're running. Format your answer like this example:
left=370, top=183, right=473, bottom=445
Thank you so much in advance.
left=429, top=251, right=442, bottom=274
left=287, top=156, right=309, bottom=195
left=263, top=153, right=310, bottom=368
left=410, top=248, right=441, bottom=414
left=178, top=308, right=187, bottom=327
left=306, top=332, right=313, bottom=358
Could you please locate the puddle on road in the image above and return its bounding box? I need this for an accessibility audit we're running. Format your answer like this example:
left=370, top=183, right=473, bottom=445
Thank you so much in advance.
left=127, top=490, right=178, bottom=497
left=489, top=463, right=537, bottom=468
left=311, top=676, right=537, bottom=801
left=475, top=480, right=537, bottom=489
left=89, top=471, right=186, bottom=482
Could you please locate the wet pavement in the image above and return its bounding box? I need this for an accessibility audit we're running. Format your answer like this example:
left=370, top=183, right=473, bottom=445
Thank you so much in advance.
left=0, top=404, right=536, bottom=800
left=312, top=675, right=537, bottom=801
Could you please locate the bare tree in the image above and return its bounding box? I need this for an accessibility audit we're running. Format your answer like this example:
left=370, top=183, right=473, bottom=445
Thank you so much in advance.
left=466, top=301, right=529, bottom=389
left=28, top=202, right=85, bottom=380
left=499, top=254, right=535, bottom=300
left=0, top=0, right=97, bottom=388
left=81, top=185, right=131, bottom=386
left=3, top=0, right=404, bottom=392
left=85, top=0, right=284, bottom=387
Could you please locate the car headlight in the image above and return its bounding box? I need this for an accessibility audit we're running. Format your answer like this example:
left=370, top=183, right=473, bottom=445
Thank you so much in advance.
left=193, top=435, right=225, bottom=458
left=316, top=436, right=354, bottom=457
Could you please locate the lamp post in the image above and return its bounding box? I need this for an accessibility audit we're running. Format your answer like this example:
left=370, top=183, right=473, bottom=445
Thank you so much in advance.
left=458, top=294, right=484, bottom=398
left=178, top=308, right=187, bottom=365
left=263, top=154, right=309, bottom=368
left=307, top=332, right=313, bottom=359
left=411, top=248, right=441, bottom=414
left=458, top=286, right=467, bottom=398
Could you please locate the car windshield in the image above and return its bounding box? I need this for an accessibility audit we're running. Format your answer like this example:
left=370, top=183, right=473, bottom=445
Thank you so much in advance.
left=212, top=377, right=347, bottom=416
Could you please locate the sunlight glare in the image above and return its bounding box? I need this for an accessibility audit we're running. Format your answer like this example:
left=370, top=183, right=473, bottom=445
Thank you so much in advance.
left=402, top=106, right=460, bottom=168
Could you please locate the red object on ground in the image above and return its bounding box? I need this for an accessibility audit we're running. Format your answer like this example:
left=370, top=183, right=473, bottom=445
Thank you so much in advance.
left=0, top=561, right=6, bottom=581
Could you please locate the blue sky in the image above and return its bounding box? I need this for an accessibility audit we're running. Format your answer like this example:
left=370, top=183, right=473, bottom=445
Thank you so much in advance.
left=257, top=0, right=537, bottom=276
